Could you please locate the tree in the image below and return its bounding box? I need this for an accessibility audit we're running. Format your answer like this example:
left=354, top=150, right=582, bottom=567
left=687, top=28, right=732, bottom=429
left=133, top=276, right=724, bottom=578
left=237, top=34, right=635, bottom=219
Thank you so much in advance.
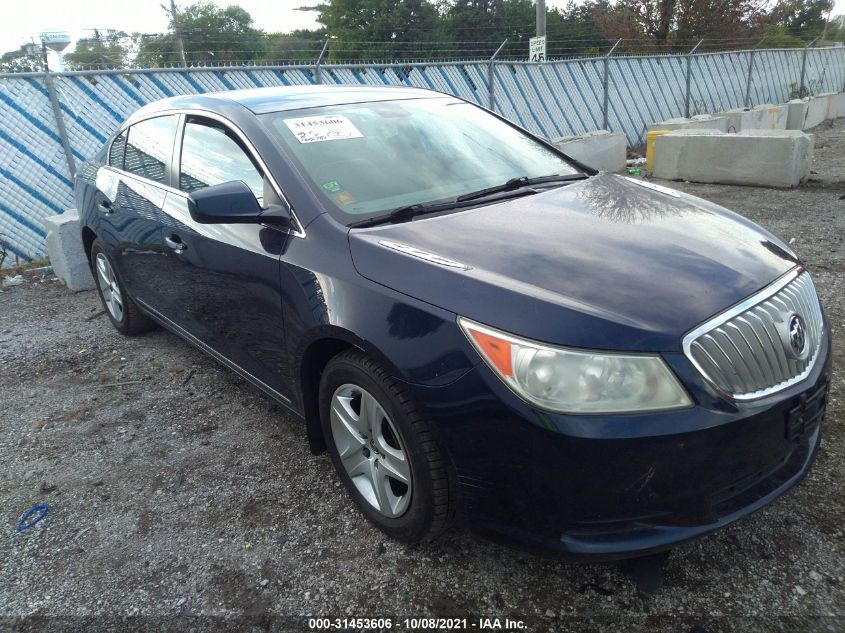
left=769, top=0, right=834, bottom=41
left=257, top=29, right=327, bottom=64
left=442, top=0, right=508, bottom=44
left=674, top=0, right=769, bottom=42
left=760, top=26, right=806, bottom=47
left=619, top=0, right=675, bottom=42
left=547, top=1, right=611, bottom=56
left=137, top=1, right=265, bottom=66
left=441, top=0, right=609, bottom=59
left=827, top=14, right=845, bottom=42
left=316, top=0, right=442, bottom=60
left=592, top=0, right=772, bottom=48
left=64, top=30, right=129, bottom=69
left=0, top=44, right=42, bottom=73
left=587, top=1, right=644, bottom=47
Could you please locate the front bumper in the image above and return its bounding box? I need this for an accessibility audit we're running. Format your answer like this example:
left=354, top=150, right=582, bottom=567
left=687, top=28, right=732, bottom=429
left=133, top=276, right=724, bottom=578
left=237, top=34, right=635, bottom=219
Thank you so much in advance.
left=413, top=332, right=831, bottom=560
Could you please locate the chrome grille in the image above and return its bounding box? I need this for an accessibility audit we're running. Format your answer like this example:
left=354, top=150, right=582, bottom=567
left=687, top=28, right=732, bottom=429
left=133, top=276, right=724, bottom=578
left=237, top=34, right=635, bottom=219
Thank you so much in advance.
left=683, top=269, right=824, bottom=400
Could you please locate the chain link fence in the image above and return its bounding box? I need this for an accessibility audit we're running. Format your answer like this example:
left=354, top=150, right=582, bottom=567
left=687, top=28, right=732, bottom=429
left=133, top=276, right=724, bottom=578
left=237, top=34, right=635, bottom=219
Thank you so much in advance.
left=1, top=44, right=844, bottom=265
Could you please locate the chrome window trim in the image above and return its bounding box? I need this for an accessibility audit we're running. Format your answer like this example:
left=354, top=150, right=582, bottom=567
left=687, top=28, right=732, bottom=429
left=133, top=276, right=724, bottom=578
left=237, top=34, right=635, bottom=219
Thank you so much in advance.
left=107, top=108, right=306, bottom=238
left=681, top=266, right=823, bottom=401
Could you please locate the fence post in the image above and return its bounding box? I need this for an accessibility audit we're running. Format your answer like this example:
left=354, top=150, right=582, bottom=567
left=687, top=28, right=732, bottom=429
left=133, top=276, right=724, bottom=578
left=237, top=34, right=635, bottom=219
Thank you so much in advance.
left=488, top=39, right=508, bottom=111
left=799, top=37, right=819, bottom=98
left=744, top=38, right=765, bottom=108
left=315, top=39, right=330, bottom=84
left=43, top=71, right=77, bottom=179
left=602, top=39, right=621, bottom=130
left=685, top=39, right=704, bottom=118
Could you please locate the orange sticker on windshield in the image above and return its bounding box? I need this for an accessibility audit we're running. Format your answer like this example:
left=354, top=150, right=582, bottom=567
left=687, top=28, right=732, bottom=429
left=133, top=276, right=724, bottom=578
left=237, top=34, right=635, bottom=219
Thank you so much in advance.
left=332, top=191, right=356, bottom=206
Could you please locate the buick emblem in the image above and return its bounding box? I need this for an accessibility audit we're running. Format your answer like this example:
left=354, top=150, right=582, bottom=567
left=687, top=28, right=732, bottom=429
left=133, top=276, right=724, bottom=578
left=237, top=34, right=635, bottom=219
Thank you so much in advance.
left=787, top=314, right=807, bottom=358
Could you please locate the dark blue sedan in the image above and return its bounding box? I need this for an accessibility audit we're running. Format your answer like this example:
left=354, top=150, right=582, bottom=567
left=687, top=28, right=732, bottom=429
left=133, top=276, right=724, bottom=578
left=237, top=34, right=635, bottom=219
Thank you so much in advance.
left=74, top=86, right=830, bottom=558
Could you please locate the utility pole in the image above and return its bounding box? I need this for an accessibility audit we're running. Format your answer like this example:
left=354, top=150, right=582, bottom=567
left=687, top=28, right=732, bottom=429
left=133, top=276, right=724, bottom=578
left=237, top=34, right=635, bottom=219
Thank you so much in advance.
left=536, top=0, right=546, bottom=37
left=165, top=0, right=188, bottom=67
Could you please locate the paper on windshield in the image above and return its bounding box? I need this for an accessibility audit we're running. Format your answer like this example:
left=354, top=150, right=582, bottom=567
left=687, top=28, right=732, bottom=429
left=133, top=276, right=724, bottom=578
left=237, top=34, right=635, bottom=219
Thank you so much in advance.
left=283, top=115, right=364, bottom=144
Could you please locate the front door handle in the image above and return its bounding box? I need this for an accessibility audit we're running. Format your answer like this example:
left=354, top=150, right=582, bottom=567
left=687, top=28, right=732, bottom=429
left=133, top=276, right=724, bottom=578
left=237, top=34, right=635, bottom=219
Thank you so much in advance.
left=97, top=200, right=113, bottom=215
left=164, top=234, right=187, bottom=254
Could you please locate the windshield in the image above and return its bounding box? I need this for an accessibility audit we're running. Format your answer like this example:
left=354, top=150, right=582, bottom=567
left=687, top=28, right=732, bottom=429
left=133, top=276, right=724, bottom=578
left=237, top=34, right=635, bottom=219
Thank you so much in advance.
left=260, top=97, right=580, bottom=224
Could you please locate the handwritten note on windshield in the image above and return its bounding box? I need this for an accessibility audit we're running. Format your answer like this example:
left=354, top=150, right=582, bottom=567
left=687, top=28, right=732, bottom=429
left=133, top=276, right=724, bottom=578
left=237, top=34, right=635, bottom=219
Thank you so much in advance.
left=283, top=115, right=364, bottom=144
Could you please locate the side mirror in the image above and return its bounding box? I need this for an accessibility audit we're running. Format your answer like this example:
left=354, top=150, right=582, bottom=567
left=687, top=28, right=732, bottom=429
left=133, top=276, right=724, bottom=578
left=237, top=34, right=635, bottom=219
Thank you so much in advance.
left=187, top=180, right=291, bottom=226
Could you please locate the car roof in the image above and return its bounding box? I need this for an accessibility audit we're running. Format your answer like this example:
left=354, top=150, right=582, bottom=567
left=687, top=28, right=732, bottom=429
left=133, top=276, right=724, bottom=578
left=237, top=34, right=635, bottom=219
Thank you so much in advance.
left=129, top=85, right=444, bottom=120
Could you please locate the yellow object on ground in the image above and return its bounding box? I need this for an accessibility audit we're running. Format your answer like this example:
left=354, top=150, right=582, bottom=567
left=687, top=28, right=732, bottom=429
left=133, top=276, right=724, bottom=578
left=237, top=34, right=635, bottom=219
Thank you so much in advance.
left=646, top=130, right=670, bottom=170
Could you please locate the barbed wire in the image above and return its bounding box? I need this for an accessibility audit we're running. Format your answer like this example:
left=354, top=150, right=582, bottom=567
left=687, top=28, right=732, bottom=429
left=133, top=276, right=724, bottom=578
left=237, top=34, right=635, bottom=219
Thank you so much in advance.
left=11, top=28, right=842, bottom=72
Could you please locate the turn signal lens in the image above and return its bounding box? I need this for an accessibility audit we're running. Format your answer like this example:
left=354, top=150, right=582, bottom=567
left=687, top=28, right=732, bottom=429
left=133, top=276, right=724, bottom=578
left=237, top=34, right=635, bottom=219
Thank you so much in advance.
left=467, top=329, right=513, bottom=377
left=459, top=317, right=692, bottom=414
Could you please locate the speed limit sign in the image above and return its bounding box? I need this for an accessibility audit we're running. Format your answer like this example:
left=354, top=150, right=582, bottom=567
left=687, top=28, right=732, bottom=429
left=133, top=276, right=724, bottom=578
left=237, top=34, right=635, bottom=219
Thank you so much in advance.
left=529, top=36, right=546, bottom=62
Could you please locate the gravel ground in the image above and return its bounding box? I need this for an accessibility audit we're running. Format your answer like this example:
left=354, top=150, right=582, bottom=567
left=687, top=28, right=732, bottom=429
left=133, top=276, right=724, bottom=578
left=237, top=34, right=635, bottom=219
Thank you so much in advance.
left=1, top=120, right=843, bottom=633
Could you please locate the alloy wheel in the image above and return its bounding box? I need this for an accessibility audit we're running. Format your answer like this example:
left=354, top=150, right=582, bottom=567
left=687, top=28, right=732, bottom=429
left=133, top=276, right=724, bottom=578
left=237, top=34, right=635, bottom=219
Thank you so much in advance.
left=95, top=252, right=124, bottom=322
left=329, top=383, right=412, bottom=518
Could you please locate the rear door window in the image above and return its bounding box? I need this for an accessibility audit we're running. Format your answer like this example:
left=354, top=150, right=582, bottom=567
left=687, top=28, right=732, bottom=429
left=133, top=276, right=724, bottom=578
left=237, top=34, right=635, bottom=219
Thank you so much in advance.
left=123, top=115, right=178, bottom=184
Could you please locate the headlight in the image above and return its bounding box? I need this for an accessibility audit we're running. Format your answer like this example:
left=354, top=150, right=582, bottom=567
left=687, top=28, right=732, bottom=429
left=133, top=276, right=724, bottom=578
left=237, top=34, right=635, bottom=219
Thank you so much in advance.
left=459, top=317, right=692, bottom=414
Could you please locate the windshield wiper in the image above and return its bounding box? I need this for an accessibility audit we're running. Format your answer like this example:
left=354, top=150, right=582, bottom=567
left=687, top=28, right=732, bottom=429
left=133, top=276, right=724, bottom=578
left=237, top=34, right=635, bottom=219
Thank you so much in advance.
left=349, top=198, right=485, bottom=229
left=348, top=173, right=587, bottom=229
left=455, top=173, right=588, bottom=203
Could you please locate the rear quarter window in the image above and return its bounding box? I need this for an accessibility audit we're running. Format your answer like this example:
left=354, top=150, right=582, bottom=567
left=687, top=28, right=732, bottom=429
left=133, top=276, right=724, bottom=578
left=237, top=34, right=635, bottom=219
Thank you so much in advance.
left=108, top=131, right=126, bottom=169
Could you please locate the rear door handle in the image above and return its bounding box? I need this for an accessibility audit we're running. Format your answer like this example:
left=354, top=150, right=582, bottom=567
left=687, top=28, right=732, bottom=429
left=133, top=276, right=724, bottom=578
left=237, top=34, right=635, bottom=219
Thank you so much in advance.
left=97, top=200, right=113, bottom=215
left=164, top=235, right=187, bottom=254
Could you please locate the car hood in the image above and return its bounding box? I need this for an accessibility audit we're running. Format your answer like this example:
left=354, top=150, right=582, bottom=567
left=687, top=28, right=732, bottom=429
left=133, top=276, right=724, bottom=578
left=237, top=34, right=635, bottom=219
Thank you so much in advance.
left=347, top=173, right=799, bottom=352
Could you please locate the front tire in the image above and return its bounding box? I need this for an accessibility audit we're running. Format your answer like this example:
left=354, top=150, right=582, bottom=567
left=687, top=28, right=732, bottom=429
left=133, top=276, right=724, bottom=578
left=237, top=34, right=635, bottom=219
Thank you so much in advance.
left=90, top=239, right=155, bottom=336
left=319, top=350, right=453, bottom=543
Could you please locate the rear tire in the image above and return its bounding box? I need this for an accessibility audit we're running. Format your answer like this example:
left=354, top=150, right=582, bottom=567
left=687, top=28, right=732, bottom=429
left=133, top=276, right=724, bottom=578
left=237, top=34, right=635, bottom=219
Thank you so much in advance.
left=90, top=239, right=155, bottom=336
left=319, top=350, right=453, bottom=543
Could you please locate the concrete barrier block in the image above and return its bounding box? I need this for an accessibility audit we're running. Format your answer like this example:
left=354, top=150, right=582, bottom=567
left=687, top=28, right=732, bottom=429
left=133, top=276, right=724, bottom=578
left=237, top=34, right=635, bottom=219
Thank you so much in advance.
left=721, top=108, right=754, bottom=132
left=648, top=114, right=728, bottom=133
left=825, top=92, right=845, bottom=120
left=715, top=105, right=787, bottom=131
left=720, top=105, right=793, bottom=132
left=652, top=129, right=813, bottom=188
left=689, top=114, right=729, bottom=132
left=786, top=99, right=809, bottom=130
left=804, top=93, right=834, bottom=129
left=550, top=130, right=627, bottom=172
left=43, top=209, right=95, bottom=292
left=750, top=104, right=788, bottom=130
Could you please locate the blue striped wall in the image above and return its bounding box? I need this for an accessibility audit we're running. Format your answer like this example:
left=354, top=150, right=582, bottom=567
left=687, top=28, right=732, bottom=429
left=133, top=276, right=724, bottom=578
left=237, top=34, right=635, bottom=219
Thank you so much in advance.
left=1, top=47, right=843, bottom=265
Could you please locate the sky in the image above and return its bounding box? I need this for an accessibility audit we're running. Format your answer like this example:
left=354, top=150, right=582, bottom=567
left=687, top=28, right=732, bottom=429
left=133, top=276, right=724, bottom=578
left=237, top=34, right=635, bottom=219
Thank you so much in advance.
left=1, top=0, right=323, bottom=54
left=3, top=0, right=845, bottom=57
